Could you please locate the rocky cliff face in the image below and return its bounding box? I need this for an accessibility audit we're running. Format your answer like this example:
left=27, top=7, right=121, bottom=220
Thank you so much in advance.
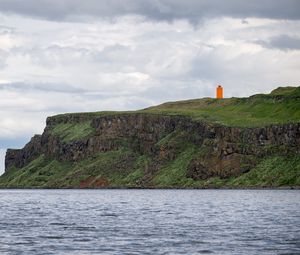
left=5, top=135, right=42, bottom=170
left=5, top=113, right=300, bottom=183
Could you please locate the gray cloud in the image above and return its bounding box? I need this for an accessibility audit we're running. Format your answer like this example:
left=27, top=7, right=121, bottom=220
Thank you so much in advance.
left=0, top=82, right=85, bottom=93
left=0, top=25, right=16, bottom=34
left=257, top=35, right=300, bottom=51
left=0, top=0, right=299, bottom=22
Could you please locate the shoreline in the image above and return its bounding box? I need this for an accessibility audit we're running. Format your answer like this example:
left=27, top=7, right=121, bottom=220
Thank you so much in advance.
left=0, top=186, right=299, bottom=190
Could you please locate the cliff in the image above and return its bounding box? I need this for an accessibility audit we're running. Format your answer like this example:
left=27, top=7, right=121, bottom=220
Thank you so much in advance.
left=1, top=86, right=300, bottom=188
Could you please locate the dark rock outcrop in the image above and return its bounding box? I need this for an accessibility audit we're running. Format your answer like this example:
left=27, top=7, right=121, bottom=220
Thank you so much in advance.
left=5, top=135, right=42, bottom=170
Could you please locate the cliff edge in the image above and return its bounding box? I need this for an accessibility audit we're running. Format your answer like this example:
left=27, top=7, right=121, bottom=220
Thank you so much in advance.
left=1, top=86, right=300, bottom=188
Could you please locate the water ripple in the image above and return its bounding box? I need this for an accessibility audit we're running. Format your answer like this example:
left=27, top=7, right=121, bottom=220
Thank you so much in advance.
left=0, top=189, right=299, bottom=255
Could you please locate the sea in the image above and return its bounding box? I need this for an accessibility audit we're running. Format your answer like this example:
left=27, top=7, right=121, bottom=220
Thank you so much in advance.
left=0, top=189, right=299, bottom=255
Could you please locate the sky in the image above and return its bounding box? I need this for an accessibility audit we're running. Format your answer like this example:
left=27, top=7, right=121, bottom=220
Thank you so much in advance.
left=0, top=0, right=300, bottom=174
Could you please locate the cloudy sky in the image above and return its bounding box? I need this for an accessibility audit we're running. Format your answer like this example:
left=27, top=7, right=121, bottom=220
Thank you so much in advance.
left=0, top=0, right=300, bottom=174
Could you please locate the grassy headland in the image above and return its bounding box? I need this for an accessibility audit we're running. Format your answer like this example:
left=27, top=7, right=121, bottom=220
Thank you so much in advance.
left=0, top=86, right=299, bottom=188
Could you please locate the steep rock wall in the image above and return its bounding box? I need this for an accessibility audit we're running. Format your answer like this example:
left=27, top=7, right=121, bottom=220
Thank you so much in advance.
left=5, top=113, right=300, bottom=180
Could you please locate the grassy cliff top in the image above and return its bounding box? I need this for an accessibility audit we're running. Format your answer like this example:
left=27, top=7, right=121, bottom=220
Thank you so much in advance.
left=50, top=86, right=300, bottom=128
left=142, top=86, right=300, bottom=127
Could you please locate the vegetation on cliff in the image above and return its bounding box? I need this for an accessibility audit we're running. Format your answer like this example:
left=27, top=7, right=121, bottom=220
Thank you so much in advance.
left=0, top=86, right=299, bottom=188
left=144, top=86, right=300, bottom=127
left=1, top=151, right=299, bottom=188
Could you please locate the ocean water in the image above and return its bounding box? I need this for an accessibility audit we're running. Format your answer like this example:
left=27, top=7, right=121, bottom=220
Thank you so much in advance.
left=0, top=189, right=299, bottom=255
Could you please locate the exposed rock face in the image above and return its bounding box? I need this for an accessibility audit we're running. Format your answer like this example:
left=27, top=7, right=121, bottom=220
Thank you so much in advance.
left=5, top=135, right=42, bottom=170
left=5, top=113, right=300, bottom=181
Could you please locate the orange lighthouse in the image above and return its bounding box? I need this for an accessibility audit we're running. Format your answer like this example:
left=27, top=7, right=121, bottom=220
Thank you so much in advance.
left=216, top=85, right=223, bottom=99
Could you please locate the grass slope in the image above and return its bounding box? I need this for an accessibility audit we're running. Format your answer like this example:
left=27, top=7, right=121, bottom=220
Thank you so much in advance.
left=142, top=86, right=300, bottom=127
left=50, top=121, right=94, bottom=142
left=0, top=148, right=151, bottom=188
left=1, top=151, right=299, bottom=188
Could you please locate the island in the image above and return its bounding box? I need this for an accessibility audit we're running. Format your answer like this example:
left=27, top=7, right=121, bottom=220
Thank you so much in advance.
left=1, top=86, right=299, bottom=188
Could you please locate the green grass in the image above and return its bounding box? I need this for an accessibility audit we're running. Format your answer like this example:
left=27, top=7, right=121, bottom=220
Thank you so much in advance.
left=152, top=154, right=300, bottom=188
left=1, top=152, right=299, bottom=188
left=270, top=86, right=300, bottom=96
left=48, top=111, right=135, bottom=123
left=121, top=155, right=149, bottom=186
left=56, top=148, right=142, bottom=187
left=228, top=155, right=300, bottom=187
left=0, top=149, right=149, bottom=188
left=141, top=88, right=300, bottom=127
left=49, top=121, right=95, bottom=142
left=152, top=146, right=198, bottom=187
left=0, top=155, right=73, bottom=188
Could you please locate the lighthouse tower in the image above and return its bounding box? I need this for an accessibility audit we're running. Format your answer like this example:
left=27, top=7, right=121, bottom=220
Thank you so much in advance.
left=216, top=85, right=223, bottom=99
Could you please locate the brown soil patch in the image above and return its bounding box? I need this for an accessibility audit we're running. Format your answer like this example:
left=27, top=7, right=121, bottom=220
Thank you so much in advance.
left=80, top=176, right=109, bottom=188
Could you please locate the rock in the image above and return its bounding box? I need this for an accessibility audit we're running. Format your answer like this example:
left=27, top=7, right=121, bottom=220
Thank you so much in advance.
left=5, top=135, right=42, bottom=170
